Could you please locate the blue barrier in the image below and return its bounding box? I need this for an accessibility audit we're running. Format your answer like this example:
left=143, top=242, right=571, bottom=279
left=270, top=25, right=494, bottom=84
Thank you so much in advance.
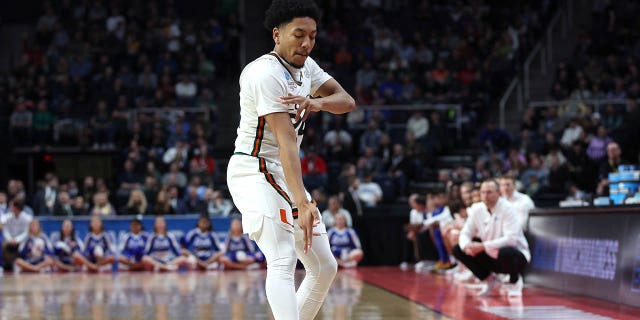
left=37, top=215, right=234, bottom=245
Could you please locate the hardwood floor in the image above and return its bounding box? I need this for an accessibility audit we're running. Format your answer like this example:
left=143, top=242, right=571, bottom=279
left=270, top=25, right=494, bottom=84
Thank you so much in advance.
left=0, top=267, right=637, bottom=319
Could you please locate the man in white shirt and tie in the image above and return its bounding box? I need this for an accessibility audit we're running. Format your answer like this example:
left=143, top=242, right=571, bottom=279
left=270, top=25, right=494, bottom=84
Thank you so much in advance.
left=453, top=180, right=530, bottom=296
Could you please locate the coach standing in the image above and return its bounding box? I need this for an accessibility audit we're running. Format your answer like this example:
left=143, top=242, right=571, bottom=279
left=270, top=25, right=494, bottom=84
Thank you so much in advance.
left=453, top=180, right=530, bottom=297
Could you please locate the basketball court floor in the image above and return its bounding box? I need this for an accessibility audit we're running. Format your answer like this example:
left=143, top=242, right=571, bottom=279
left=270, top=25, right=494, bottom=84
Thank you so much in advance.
left=0, top=267, right=638, bottom=319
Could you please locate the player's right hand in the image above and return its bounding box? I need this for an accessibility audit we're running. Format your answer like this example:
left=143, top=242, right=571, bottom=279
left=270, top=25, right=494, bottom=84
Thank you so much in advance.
left=297, top=201, right=319, bottom=254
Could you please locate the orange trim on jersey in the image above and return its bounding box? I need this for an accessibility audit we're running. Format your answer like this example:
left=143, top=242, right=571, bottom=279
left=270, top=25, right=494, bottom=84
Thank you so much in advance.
left=258, top=158, right=295, bottom=214
left=251, top=116, right=265, bottom=157
left=280, top=209, right=293, bottom=226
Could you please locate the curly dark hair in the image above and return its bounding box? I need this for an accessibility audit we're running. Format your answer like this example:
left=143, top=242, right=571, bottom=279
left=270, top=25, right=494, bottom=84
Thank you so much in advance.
left=264, top=0, right=321, bottom=30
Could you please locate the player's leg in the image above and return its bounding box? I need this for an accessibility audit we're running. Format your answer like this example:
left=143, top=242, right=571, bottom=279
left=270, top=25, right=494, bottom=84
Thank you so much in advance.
left=294, top=223, right=338, bottom=320
left=253, top=215, right=299, bottom=320
left=14, top=258, right=39, bottom=272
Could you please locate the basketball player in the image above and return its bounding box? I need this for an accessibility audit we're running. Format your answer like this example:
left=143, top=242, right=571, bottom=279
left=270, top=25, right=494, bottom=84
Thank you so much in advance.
left=226, top=0, right=355, bottom=318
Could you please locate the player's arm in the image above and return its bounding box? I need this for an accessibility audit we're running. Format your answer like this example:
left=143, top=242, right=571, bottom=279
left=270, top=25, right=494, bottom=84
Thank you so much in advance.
left=280, top=79, right=355, bottom=121
left=264, top=112, right=318, bottom=253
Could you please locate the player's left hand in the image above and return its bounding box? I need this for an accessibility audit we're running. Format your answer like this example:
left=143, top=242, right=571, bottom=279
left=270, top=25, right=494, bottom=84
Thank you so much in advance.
left=280, top=93, right=321, bottom=122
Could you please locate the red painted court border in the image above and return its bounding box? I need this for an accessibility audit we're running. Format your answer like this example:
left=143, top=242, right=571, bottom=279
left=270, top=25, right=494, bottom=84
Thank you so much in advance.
left=352, top=266, right=640, bottom=320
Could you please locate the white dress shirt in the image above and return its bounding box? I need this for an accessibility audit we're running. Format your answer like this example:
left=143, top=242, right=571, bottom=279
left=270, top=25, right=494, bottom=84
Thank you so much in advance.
left=503, top=190, right=535, bottom=229
left=459, top=198, right=530, bottom=262
left=2, top=211, right=33, bottom=243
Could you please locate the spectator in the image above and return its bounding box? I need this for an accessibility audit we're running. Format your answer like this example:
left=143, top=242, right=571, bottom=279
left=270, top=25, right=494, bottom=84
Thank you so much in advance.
left=161, top=162, right=188, bottom=189
left=33, top=175, right=59, bottom=216
left=520, top=153, right=549, bottom=192
left=189, top=143, right=216, bottom=182
left=153, top=189, right=176, bottom=215
left=163, top=140, right=189, bottom=168
left=32, top=100, right=55, bottom=146
left=90, top=192, right=116, bottom=216
left=341, top=176, right=363, bottom=217
left=453, top=180, right=530, bottom=297
left=358, top=147, right=383, bottom=177
left=205, top=189, right=234, bottom=217
left=359, top=119, right=383, bottom=153
left=406, top=111, right=429, bottom=142
left=421, top=191, right=454, bottom=271
left=121, top=189, right=149, bottom=215
left=479, top=121, right=511, bottom=153
left=82, top=176, right=96, bottom=204
left=175, top=74, right=198, bottom=106
left=586, top=125, right=614, bottom=163
left=323, top=119, right=352, bottom=162
left=9, top=99, right=33, bottom=147
left=499, top=174, right=535, bottom=230
left=322, top=196, right=353, bottom=229
left=2, top=198, right=33, bottom=270
left=547, top=153, right=572, bottom=194
left=52, top=191, right=74, bottom=216
left=14, top=219, right=54, bottom=273
left=72, top=196, right=89, bottom=215
left=328, top=213, right=363, bottom=268
left=0, top=192, right=8, bottom=215
left=167, top=186, right=185, bottom=214
left=559, top=118, right=584, bottom=148
left=183, top=185, right=206, bottom=214
left=116, top=159, right=143, bottom=203
left=386, top=144, right=410, bottom=196
left=596, top=142, right=623, bottom=196
left=90, top=100, right=114, bottom=149
left=301, top=147, right=328, bottom=192
left=402, top=194, right=433, bottom=270
left=356, top=174, right=383, bottom=208
left=601, top=104, right=623, bottom=131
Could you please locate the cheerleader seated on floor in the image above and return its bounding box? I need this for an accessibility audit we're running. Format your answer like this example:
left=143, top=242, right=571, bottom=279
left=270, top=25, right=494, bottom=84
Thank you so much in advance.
left=15, top=219, right=54, bottom=273
left=82, top=216, right=116, bottom=272
left=182, top=215, right=224, bottom=270
left=142, top=216, right=188, bottom=272
left=327, top=213, right=364, bottom=268
left=51, top=219, right=92, bottom=272
left=219, top=219, right=260, bottom=270
left=117, top=218, right=148, bottom=271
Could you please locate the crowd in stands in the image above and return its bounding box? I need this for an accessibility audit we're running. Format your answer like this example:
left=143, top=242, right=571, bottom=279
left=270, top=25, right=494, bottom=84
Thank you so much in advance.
left=6, top=0, right=239, bottom=150
left=313, top=0, right=554, bottom=121
left=494, top=0, right=640, bottom=201
left=1, top=1, right=561, bottom=220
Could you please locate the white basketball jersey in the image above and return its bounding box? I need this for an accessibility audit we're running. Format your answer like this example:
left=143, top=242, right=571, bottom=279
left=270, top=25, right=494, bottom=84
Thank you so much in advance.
left=234, top=53, right=332, bottom=165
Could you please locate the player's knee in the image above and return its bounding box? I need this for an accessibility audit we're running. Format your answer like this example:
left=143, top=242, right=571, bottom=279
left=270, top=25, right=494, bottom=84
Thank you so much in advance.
left=267, top=255, right=297, bottom=275
left=322, top=257, right=338, bottom=279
